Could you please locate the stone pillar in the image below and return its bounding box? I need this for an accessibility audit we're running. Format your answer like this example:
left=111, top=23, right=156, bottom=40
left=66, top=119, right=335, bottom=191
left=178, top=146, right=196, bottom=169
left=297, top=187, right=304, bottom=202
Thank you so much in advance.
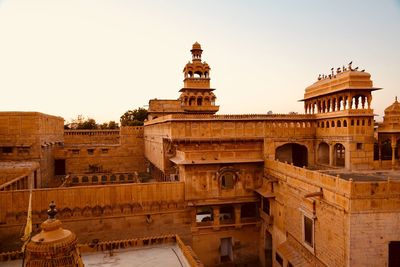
left=213, top=206, right=220, bottom=230
left=392, top=135, right=396, bottom=170
left=367, top=95, right=372, bottom=109
left=378, top=141, right=382, bottom=167
left=329, top=143, right=334, bottom=166
left=234, top=205, right=242, bottom=228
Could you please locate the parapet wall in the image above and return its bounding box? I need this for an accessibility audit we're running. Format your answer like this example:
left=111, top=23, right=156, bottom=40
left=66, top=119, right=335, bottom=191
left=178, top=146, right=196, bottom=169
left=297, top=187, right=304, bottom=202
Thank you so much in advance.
left=0, top=181, right=185, bottom=224
left=60, top=126, right=145, bottom=174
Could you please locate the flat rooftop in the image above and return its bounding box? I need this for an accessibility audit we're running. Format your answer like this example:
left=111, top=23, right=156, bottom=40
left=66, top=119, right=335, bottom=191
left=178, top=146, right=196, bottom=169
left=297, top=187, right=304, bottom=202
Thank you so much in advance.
left=319, top=169, right=400, bottom=181
left=82, top=244, right=190, bottom=267
left=0, top=245, right=191, bottom=267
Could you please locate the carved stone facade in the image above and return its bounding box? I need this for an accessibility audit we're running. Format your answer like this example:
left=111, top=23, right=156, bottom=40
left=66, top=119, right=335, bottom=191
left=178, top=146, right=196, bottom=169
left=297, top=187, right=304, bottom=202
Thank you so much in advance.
left=1, top=43, right=400, bottom=267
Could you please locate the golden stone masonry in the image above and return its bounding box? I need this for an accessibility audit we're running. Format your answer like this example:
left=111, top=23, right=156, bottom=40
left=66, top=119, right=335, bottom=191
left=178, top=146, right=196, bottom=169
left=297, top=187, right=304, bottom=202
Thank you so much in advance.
left=0, top=43, right=400, bottom=267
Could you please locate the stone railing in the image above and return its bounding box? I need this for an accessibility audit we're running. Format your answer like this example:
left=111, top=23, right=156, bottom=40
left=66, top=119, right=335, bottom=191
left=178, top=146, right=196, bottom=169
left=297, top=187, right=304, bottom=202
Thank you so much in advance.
left=64, top=129, right=120, bottom=136
left=146, top=113, right=315, bottom=125
left=66, top=172, right=140, bottom=185
left=0, top=173, right=30, bottom=191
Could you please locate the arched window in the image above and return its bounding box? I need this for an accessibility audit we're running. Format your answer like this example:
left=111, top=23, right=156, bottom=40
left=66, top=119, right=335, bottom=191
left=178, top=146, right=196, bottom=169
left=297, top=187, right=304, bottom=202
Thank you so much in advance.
left=321, top=121, right=325, bottom=128
left=197, top=97, right=203, bottom=106
left=221, top=172, right=235, bottom=189
left=334, top=143, right=345, bottom=167
left=351, top=119, right=354, bottom=126
left=331, top=121, right=335, bottom=127
left=317, top=142, right=329, bottom=165
left=337, top=120, right=341, bottom=127
left=343, top=120, right=347, bottom=127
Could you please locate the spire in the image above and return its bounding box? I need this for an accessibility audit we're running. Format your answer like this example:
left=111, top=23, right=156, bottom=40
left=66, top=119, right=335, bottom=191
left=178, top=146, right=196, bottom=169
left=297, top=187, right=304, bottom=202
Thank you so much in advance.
left=191, top=42, right=203, bottom=61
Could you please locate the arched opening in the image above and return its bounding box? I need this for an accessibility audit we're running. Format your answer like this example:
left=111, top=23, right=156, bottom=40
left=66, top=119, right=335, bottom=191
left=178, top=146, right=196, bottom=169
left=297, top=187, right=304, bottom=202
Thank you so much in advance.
left=317, top=142, right=329, bottom=165
left=265, top=231, right=273, bottom=267
left=189, top=97, right=196, bottom=106
left=333, top=143, right=345, bottom=167
left=397, top=138, right=400, bottom=159
left=337, top=120, right=341, bottom=127
left=381, top=139, right=392, bottom=160
left=188, top=71, right=193, bottom=78
left=343, top=120, right=347, bottom=127
left=197, top=97, right=203, bottom=106
left=194, top=71, right=202, bottom=78
left=275, top=143, right=308, bottom=167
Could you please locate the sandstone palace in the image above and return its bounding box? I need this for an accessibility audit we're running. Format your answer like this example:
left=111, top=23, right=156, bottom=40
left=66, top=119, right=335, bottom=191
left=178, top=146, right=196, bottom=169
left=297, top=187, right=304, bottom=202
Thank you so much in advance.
left=0, top=43, right=400, bottom=267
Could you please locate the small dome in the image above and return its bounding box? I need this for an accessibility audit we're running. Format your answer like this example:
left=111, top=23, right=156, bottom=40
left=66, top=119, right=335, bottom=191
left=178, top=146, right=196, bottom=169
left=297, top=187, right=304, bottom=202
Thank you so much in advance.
left=192, top=42, right=202, bottom=50
left=384, top=97, right=400, bottom=114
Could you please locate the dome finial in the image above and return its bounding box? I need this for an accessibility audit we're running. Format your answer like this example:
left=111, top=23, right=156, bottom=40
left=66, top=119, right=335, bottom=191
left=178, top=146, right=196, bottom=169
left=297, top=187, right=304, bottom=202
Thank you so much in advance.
left=396, top=96, right=398, bottom=102
left=47, top=201, right=57, bottom=219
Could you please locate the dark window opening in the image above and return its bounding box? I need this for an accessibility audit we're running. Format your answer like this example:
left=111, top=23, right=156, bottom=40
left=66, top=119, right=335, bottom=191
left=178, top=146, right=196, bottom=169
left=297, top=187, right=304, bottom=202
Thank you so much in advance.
left=72, top=176, right=79, bottom=183
left=220, top=206, right=235, bottom=224
left=351, top=119, right=354, bottom=126
left=389, top=241, right=400, bottom=267
left=87, top=149, right=94, bottom=155
left=304, top=215, right=313, bottom=248
left=221, top=172, right=235, bottom=189
left=72, top=149, right=80, bottom=155
left=82, top=176, right=89, bottom=183
left=92, top=175, right=98, bottom=183
left=344, top=120, right=347, bottom=127
left=101, top=148, right=109, bottom=154
left=381, top=140, right=393, bottom=160
left=220, top=237, right=233, bottom=263
left=241, top=203, right=258, bottom=218
left=2, top=147, right=13, bottom=154
left=357, top=143, right=363, bottom=150
left=262, top=197, right=270, bottom=215
left=54, top=159, right=66, bottom=175
left=337, top=120, right=341, bottom=127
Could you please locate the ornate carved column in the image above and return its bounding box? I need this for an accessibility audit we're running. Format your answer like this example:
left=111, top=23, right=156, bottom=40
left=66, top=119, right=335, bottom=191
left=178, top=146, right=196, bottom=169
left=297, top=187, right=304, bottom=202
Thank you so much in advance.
left=234, top=204, right=242, bottom=228
left=213, top=206, right=220, bottom=230
left=392, top=135, right=397, bottom=169
left=329, top=143, right=334, bottom=166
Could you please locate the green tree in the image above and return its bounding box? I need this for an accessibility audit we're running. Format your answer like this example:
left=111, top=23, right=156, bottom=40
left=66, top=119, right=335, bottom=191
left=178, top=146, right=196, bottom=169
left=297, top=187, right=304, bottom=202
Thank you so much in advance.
left=77, top=118, right=97, bottom=129
left=120, top=107, right=148, bottom=126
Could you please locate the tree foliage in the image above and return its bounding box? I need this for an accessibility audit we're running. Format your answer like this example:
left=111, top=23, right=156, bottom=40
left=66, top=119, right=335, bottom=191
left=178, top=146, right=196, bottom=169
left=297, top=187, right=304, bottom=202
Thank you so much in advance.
left=65, top=115, right=119, bottom=129
left=120, top=107, right=148, bottom=126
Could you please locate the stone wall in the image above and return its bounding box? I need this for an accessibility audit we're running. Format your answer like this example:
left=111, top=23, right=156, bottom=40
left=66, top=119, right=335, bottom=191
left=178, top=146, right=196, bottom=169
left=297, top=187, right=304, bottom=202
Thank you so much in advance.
left=0, top=182, right=187, bottom=252
left=58, top=126, right=145, bottom=174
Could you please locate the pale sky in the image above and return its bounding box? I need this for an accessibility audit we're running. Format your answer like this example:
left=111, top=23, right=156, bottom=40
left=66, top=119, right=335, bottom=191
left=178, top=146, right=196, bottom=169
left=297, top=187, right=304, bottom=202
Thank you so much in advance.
left=1, top=0, right=399, bottom=123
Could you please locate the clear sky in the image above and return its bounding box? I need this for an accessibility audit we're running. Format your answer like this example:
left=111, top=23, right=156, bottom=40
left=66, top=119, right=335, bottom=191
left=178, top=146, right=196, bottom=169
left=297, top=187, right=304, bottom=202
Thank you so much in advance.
left=1, top=0, right=399, bottom=123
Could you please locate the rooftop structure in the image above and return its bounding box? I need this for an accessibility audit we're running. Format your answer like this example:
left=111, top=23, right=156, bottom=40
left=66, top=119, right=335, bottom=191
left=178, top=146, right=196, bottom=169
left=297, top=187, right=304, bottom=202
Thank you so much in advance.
left=1, top=43, right=400, bottom=267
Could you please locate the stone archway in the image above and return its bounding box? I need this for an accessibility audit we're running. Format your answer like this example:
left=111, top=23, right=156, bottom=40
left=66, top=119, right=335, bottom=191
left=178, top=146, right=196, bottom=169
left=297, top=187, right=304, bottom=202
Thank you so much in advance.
left=333, top=143, right=345, bottom=167
left=275, top=143, right=308, bottom=167
left=317, top=142, right=329, bottom=165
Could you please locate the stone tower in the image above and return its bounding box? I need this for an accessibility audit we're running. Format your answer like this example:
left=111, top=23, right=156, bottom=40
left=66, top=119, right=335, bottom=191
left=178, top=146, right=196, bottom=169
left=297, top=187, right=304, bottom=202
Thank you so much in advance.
left=179, top=42, right=219, bottom=114
left=302, top=65, right=380, bottom=170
